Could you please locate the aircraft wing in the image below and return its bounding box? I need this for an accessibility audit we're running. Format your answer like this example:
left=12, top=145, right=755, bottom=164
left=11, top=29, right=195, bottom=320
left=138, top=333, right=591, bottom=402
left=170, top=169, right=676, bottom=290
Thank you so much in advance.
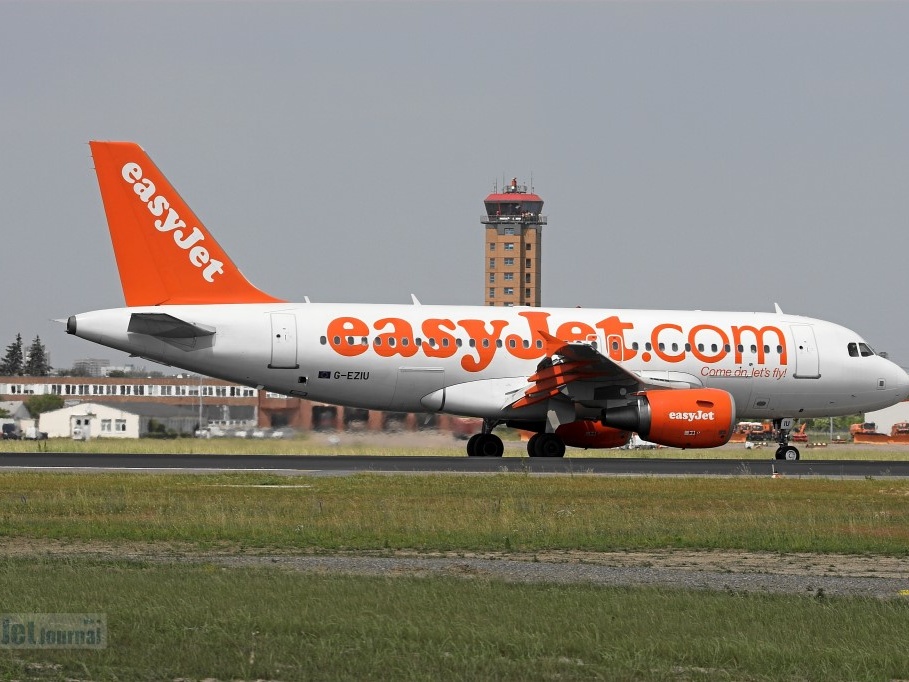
left=510, top=331, right=696, bottom=409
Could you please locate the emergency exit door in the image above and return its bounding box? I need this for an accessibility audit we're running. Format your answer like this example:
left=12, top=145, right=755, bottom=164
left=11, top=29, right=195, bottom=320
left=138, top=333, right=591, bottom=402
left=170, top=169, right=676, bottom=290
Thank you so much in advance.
left=269, top=313, right=299, bottom=369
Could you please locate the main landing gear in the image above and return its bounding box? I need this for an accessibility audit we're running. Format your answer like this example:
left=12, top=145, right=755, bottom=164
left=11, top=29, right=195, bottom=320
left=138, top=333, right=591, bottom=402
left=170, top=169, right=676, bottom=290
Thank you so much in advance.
left=773, top=418, right=800, bottom=461
left=466, top=419, right=504, bottom=457
left=526, top=432, right=566, bottom=458
left=465, top=422, right=568, bottom=457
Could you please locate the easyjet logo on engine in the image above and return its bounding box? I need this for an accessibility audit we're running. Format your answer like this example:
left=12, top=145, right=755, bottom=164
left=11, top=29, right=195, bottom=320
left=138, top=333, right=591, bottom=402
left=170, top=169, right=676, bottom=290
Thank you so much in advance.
left=120, top=163, right=224, bottom=283
left=325, top=310, right=789, bottom=373
left=669, top=411, right=716, bottom=422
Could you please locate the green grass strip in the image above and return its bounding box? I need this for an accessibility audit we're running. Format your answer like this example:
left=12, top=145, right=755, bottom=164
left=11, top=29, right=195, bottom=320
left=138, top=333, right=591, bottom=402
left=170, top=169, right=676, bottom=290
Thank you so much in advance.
left=1, top=558, right=908, bottom=681
left=2, top=472, right=909, bottom=554
left=3, top=436, right=909, bottom=459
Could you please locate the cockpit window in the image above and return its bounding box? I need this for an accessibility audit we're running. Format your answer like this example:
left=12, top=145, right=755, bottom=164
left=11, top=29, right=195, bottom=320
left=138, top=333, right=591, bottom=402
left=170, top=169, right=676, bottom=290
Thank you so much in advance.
left=849, top=342, right=875, bottom=357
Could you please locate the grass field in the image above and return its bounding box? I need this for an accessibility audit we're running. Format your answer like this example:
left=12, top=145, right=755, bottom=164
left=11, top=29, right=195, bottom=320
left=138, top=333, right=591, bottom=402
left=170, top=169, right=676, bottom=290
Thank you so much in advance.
left=3, top=432, right=909, bottom=460
left=2, top=558, right=909, bottom=682
left=2, top=472, right=909, bottom=554
left=2, top=470, right=909, bottom=680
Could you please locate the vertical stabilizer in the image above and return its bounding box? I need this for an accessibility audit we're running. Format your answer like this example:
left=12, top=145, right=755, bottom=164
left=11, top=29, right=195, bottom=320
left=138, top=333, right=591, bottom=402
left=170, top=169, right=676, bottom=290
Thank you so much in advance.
left=89, top=141, right=283, bottom=306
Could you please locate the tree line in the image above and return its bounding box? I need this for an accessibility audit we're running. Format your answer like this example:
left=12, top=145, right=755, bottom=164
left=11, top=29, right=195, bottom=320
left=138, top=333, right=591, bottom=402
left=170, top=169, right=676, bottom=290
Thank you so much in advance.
left=0, top=333, right=51, bottom=376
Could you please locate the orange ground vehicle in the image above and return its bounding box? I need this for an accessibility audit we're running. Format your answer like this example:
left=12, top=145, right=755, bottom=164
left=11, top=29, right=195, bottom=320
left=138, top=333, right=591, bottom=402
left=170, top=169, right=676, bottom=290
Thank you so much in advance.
left=730, top=422, right=761, bottom=443
left=746, top=421, right=775, bottom=442
left=790, top=422, right=808, bottom=443
left=850, top=422, right=877, bottom=435
left=850, top=421, right=889, bottom=444
left=890, top=422, right=909, bottom=443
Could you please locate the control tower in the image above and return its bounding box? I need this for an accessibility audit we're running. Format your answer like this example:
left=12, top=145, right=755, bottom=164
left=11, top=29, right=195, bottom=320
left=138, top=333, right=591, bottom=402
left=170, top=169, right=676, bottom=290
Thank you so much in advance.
left=482, top=178, right=546, bottom=307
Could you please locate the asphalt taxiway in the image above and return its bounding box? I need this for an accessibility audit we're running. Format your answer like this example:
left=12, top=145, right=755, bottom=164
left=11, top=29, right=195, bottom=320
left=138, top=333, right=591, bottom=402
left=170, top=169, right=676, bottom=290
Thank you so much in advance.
left=2, top=452, right=909, bottom=477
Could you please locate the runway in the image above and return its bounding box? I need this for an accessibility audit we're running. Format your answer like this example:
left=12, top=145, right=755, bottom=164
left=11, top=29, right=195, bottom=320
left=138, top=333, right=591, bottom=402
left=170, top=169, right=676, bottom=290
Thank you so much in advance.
left=2, top=452, right=909, bottom=477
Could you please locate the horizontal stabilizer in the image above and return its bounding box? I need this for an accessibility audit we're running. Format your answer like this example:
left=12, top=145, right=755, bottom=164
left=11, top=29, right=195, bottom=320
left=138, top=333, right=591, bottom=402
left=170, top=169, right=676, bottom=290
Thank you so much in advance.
left=128, top=313, right=215, bottom=339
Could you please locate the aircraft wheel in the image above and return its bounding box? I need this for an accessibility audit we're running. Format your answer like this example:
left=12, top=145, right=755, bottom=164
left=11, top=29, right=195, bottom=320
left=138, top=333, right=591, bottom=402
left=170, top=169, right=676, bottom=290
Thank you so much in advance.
left=775, top=446, right=800, bottom=461
left=474, top=433, right=504, bottom=457
left=466, top=433, right=482, bottom=457
left=538, top=433, right=566, bottom=458
left=527, top=433, right=542, bottom=457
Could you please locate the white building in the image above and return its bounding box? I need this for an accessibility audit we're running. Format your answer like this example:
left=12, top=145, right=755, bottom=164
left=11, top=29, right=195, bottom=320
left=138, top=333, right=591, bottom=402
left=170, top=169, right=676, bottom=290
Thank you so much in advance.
left=39, top=402, right=200, bottom=439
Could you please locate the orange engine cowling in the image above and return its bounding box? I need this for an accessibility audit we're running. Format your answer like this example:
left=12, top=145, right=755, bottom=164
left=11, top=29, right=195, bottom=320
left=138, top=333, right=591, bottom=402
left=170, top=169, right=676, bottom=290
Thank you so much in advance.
left=600, top=388, right=736, bottom=449
left=555, top=420, right=631, bottom=449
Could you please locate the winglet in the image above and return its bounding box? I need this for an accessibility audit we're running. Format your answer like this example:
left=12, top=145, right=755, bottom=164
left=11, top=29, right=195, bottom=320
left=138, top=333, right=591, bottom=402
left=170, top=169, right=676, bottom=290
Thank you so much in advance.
left=538, top=330, right=568, bottom=358
left=89, top=141, right=284, bottom=306
left=774, top=302, right=783, bottom=314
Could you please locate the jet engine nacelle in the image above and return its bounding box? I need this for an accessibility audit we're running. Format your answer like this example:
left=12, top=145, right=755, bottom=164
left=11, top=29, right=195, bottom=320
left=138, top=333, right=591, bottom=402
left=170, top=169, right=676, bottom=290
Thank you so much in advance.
left=600, top=388, right=735, bottom=449
left=555, top=420, right=631, bottom=449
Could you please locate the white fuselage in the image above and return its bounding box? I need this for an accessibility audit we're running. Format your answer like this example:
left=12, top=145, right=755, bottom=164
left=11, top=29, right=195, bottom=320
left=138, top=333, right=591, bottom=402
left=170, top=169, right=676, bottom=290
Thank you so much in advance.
left=69, top=303, right=909, bottom=423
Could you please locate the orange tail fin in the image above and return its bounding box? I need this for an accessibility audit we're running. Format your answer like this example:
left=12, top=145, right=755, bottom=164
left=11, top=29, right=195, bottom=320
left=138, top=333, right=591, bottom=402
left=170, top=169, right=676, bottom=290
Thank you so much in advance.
left=89, top=141, right=283, bottom=306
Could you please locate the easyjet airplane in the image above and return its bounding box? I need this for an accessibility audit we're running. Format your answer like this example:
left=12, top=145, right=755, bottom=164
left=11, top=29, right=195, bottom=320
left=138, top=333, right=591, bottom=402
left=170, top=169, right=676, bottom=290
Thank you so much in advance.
left=66, top=141, right=909, bottom=460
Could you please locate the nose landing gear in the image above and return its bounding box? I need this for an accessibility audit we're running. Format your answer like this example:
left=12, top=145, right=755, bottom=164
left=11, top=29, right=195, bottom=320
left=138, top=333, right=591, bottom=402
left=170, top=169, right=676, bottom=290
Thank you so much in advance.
left=773, top=418, right=800, bottom=461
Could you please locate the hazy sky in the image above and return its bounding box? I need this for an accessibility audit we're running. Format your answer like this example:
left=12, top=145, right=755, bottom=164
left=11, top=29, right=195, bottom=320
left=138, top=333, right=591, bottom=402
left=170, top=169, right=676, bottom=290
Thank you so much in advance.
left=2, top=1, right=908, bottom=370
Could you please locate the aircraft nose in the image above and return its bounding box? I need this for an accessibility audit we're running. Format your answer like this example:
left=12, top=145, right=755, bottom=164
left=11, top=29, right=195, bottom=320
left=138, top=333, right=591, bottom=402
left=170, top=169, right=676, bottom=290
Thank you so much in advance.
left=895, top=364, right=909, bottom=401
